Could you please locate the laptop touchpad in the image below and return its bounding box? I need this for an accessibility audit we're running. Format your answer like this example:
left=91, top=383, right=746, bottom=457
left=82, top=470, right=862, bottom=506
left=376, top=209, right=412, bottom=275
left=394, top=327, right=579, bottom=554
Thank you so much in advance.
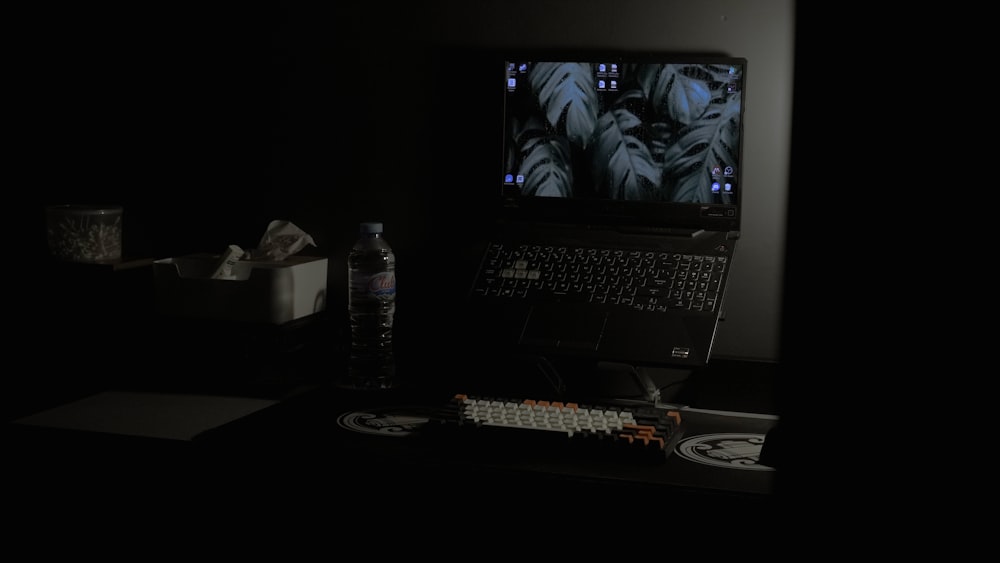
left=519, top=304, right=608, bottom=351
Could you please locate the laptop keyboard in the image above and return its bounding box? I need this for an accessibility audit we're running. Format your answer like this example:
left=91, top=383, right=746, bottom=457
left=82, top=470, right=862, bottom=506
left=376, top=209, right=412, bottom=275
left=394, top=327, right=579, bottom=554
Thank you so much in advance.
left=471, top=242, right=728, bottom=312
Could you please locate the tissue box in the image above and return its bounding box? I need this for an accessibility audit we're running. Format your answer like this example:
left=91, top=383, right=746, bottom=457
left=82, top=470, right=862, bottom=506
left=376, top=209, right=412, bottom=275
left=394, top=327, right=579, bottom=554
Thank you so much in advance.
left=153, top=254, right=328, bottom=324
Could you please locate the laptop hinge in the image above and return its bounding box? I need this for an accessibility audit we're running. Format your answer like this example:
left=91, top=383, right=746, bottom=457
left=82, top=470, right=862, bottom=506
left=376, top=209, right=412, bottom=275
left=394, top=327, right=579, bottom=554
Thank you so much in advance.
left=726, top=230, right=741, bottom=240
left=617, top=226, right=704, bottom=237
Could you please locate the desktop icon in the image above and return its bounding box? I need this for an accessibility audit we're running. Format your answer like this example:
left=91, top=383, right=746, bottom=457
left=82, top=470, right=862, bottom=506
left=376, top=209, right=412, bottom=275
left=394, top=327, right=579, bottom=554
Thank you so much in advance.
left=507, top=77, right=516, bottom=89
left=505, top=174, right=514, bottom=183
left=712, top=182, right=721, bottom=193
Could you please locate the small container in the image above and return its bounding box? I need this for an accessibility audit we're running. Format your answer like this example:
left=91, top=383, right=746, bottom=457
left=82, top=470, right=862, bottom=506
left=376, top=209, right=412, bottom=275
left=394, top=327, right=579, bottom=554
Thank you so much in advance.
left=153, top=253, right=329, bottom=324
left=46, top=204, right=123, bottom=264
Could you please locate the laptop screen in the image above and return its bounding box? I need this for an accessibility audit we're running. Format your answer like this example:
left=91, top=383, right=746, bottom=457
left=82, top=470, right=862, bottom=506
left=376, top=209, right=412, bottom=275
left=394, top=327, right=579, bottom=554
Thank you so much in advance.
left=499, top=54, right=746, bottom=232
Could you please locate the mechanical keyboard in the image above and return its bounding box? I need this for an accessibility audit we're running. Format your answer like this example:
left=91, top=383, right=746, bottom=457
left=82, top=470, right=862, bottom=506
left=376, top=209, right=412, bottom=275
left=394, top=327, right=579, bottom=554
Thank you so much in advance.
left=424, top=393, right=684, bottom=463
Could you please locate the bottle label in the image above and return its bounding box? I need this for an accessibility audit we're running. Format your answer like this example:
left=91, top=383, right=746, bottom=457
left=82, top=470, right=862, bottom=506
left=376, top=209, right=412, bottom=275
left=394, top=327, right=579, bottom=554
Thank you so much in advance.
left=367, top=271, right=396, bottom=300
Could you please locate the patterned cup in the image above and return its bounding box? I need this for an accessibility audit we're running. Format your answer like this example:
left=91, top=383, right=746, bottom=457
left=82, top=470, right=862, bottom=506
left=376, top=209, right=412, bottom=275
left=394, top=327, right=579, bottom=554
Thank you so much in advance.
left=46, top=204, right=123, bottom=263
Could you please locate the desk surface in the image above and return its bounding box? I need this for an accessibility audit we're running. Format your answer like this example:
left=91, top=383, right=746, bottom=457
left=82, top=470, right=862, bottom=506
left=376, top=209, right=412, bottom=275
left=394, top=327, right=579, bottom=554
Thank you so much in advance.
left=10, top=267, right=782, bottom=515
left=7, top=358, right=779, bottom=516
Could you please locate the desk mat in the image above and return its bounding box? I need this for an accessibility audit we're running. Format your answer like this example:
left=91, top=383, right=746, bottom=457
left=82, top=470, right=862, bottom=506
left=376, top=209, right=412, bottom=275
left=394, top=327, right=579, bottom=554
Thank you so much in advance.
left=327, top=401, right=777, bottom=497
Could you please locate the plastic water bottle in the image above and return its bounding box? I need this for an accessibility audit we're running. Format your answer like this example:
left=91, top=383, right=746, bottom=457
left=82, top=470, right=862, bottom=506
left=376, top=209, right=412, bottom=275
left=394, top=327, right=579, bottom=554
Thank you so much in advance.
left=343, top=221, right=396, bottom=389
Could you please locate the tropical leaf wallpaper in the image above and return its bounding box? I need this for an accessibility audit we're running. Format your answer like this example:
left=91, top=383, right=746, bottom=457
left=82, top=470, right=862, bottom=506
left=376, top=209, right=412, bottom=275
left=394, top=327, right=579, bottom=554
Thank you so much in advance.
left=503, top=61, right=743, bottom=204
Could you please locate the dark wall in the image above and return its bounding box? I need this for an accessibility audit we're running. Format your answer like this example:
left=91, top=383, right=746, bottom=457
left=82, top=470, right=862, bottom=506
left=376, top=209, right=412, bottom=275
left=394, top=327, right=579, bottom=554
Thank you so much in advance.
left=20, top=7, right=279, bottom=257
left=19, top=3, right=793, bottom=363
left=22, top=6, right=461, bottom=266
left=776, top=2, right=915, bottom=501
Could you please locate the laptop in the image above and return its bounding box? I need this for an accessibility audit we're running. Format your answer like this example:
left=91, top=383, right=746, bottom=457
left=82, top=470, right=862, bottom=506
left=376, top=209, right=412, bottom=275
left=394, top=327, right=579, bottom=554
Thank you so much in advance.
left=452, top=50, right=747, bottom=373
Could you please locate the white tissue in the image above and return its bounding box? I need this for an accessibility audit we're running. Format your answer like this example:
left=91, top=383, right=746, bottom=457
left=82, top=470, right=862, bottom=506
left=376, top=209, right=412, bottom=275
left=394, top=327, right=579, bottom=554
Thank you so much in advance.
left=249, top=220, right=316, bottom=261
left=210, top=244, right=245, bottom=279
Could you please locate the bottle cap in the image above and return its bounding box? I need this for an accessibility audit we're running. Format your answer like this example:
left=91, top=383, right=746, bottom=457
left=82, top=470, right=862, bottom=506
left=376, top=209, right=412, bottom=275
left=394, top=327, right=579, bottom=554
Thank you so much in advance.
left=359, top=222, right=383, bottom=234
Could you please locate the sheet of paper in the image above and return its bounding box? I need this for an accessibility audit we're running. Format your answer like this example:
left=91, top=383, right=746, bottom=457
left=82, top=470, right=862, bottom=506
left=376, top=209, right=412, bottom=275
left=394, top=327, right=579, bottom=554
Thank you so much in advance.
left=13, top=391, right=278, bottom=441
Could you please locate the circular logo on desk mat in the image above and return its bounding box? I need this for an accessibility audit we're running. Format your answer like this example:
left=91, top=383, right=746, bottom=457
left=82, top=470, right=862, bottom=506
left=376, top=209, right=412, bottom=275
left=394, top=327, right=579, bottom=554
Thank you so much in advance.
left=674, top=433, right=774, bottom=471
left=336, top=407, right=431, bottom=437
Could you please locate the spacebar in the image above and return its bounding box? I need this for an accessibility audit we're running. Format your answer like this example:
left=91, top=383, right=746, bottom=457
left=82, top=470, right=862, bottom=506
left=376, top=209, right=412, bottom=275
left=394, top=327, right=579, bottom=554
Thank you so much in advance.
left=481, top=421, right=570, bottom=432
left=530, top=290, right=590, bottom=303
